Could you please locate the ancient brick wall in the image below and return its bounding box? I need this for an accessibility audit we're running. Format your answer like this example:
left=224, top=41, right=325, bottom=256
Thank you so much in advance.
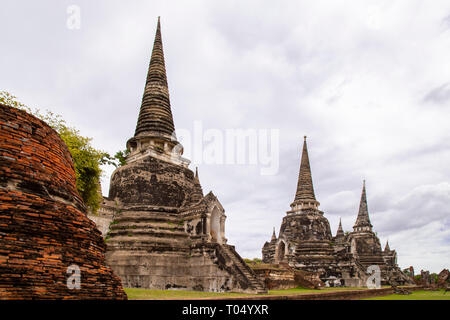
left=252, top=265, right=323, bottom=290
left=108, top=156, right=198, bottom=208
left=280, top=212, right=333, bottom=242
left=0, top=104, right=127, bottom=299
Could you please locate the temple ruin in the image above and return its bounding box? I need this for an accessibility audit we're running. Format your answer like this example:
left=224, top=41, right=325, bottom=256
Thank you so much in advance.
left=96, top=18, right=266, bottom=294
left=0, top=104, right=126, bottom=299
left=262, top=137, right=412, bottom=287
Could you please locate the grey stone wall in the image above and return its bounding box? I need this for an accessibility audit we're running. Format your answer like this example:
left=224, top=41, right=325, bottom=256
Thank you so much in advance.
left=108, top=156, right=198, bottom=208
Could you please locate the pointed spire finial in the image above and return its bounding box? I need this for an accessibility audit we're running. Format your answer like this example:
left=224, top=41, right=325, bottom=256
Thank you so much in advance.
left=384, top=240, right=390, bottom=251
left=353, top=180, right=373, bottom=231
left=271, top=227, right=276, bottom=241
left=191, top=166, right=203, bottom=203
left=134, top=17, right=176, bottom=141
left=336, top=217, right=344, bottom=238
left=293, top=136, right=316, bottom=203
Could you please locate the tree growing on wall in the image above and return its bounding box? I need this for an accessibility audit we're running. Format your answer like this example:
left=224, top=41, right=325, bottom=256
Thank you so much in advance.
left=114, top=149, right=130, bottom=167
left=0, top=91, right=118, bottom=213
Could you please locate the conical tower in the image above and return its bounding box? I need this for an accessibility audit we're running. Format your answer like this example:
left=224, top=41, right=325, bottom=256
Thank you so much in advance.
left=135, top=16, right=175, bottom=140
left=106, top=18, right=267, bottom=295
left=335, top=218, right=345, bottom=242
left=290, top=136, right=320, bottom=211
left=353, top=180, right=373, bottom=232
left=263, top=137, right=334, bottom=269
left=271, top=227, right=277, bottom=241
left=190, top=167, right=204, bottom=203
left=126, top=17, right=186, bottom=165
left=384, top=240, right=390, bottom=252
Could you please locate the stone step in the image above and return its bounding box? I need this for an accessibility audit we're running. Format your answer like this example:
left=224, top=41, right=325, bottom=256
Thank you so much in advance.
left=106, top=234, right=189, bottom=247
left=114, top=212, right=184, bottom=224
left=112, top=218, right=184, bottom=226
left=108, top=228, right=188, bottom=239
left=221, top=246, right=267, bottom=293
left=107, top=245, right=191, bottom=254
left=358, top=260, right=386, bottom=266
left=110, top=221, right=185, bottom=232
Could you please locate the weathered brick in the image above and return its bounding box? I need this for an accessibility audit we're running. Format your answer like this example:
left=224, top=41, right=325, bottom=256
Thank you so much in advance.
left=0, top=104, right=127, bottom=300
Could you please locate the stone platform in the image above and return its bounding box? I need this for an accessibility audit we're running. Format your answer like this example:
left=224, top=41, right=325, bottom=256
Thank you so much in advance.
left=98, top=18, right=267, bottom=295
left=105, top=205, right=266, bottom=293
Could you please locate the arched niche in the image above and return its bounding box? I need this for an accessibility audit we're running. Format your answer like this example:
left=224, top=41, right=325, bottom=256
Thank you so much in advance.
left=210, top=206, right=223, bottom=244
left=276, top=241, right=286, bottom=263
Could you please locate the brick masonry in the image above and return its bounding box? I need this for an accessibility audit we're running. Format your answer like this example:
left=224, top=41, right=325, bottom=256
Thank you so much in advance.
left=0, top=104, right=127, bottom=299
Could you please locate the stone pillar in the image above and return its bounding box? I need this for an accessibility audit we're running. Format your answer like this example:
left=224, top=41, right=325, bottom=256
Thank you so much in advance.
left=206, top=213, right=212, bottom=242
left=220, top=215, right=226, bottom=244
left=409, top=266, right=414, bottom=278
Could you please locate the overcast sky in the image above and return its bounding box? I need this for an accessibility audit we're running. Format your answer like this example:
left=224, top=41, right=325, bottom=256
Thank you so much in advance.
left=1, top=0, right=449, bottom=273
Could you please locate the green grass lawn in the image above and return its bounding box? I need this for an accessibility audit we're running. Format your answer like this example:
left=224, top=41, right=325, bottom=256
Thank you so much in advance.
left=267, top=286, right=369, bottom=296
left=365, top=290, right=450, bottom=300
left=124, top=288, right=253, bottom=300
left=125, top=286, right=373, bottom=300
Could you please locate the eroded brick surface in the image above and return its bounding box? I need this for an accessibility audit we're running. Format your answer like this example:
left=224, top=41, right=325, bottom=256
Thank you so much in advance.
left=0, top=104, right=127, bottom=300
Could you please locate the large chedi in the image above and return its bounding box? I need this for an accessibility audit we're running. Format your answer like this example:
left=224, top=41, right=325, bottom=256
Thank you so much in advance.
left=343, top=181, right=408, bottom=284
left=262, top=137, right=336, bottom=276
left=102, top=18, right=266, bottom=294
left=347, top=181, right=386, bottom=270
left=262, top=138, right=412, bottom=287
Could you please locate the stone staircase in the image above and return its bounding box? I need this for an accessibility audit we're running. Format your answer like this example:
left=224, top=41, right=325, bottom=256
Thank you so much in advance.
left=106, top=209, right=267, bottom=293
left=356, top=255, right=392, bottom=285
left=106, top=210, right=190, bottom=251
left=221, top=245, right=267, bottom=294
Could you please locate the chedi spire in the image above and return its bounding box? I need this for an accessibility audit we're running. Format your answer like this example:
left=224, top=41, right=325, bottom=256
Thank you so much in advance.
left=336, top=218, right=344, bottom=237
left=353, top=180, right=373, bottom=231
left=190, top=167, right=204, bottom=203
left=291, top=136, right=320, bottom=211
left=126, top=17, right=188, bottom=167
left=134, top=17, right=176, bottom=141
left=335, top=218, right=345, bottom=243
left=295, top=136, right=316, bottom=202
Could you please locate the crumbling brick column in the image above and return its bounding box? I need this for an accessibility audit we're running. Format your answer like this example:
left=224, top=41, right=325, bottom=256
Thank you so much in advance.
left=0, top=104, right=127, bottom=299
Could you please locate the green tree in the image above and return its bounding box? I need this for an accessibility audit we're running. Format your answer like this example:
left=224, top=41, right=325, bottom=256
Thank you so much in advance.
left=0, top=91, right=116, bottom=213
left=114, top=149, right=130, bottom=167
left=430, top=273, right=438, bottom=284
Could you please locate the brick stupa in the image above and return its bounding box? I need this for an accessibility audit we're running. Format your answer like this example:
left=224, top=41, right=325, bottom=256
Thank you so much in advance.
left=262, top=138, right=413, bottom=287
left=0, top=104, right=127, bottom=299
left=102, top=18, right=266, bottom=293
left=263, top=137, right=336, bottom=275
